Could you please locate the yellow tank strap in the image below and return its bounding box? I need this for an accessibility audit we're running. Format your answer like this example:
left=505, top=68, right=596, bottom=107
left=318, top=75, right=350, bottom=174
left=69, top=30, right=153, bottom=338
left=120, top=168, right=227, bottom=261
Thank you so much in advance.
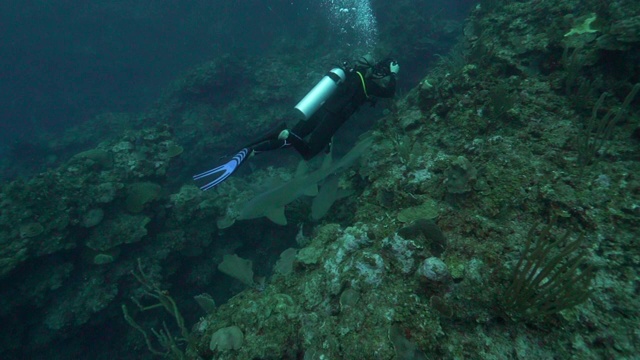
left=356, top=71, right=369, bottom=98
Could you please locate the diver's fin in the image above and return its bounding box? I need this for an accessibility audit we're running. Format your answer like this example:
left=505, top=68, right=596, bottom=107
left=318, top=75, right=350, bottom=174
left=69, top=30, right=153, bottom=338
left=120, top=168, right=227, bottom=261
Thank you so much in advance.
left=193, top=148, right=251, bottom=191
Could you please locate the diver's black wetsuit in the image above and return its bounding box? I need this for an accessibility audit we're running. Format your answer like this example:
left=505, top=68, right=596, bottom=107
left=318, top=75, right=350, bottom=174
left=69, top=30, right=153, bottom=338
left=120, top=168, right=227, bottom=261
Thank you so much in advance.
left=252, top=67, right=396, bottom=160
left=193, top=62, right=397, bottom=191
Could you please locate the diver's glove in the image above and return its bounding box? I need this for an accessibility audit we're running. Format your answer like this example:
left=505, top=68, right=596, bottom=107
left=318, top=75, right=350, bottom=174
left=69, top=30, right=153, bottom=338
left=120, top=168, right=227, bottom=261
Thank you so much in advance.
left=193, top=148, right=251, bottom=191
left=390, top=61, right=400, bottom=75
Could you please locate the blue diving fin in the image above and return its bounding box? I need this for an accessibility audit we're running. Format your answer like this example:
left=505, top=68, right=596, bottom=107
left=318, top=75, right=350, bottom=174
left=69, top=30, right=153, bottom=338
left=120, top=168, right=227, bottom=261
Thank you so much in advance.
left=193, top=148, right=251, bottom=190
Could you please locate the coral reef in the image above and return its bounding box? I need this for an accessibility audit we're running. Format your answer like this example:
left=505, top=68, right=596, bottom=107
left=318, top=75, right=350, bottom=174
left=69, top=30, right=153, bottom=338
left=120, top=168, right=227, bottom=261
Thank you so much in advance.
left=0, top=0, right=638, bottom=359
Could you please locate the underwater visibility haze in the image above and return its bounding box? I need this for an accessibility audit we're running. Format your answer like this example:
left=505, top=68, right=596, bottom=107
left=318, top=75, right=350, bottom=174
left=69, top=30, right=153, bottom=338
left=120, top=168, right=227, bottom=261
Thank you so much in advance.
left=0, top=0, right=639, bottom=359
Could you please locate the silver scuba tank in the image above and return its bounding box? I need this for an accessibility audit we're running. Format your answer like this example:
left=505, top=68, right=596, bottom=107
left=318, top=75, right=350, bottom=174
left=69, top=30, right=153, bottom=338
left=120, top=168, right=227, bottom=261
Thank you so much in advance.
left=294, top=67, right=347, bottom=120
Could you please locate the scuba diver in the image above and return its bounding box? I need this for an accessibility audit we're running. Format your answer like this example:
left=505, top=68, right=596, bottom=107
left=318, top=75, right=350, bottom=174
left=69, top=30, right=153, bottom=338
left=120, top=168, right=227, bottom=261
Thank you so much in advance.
left=194, top=55, right=400, bottom=191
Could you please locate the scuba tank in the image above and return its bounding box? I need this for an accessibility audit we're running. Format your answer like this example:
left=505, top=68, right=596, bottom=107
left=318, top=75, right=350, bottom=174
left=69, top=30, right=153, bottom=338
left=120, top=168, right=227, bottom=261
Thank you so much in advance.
left=294, top=67, right=346, bottom=120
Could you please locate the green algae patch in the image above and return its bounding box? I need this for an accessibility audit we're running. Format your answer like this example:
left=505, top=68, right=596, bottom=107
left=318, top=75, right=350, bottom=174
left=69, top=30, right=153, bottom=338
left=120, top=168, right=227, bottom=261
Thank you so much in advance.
left=125, top=182, right=161, bottom=213
left=397, top=199, right=439, bottom=223
left=19, top=222, right=44, bottom=238
left=73, top=149, right=113, bottom=168
left=166, top=143, right=184, bottom=158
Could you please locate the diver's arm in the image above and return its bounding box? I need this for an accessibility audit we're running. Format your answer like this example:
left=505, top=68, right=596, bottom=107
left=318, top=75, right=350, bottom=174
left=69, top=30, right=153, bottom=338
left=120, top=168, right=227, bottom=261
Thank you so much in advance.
left=366, top=60, right=399, bottom=98
left=366, top=74, right=396, bottom=98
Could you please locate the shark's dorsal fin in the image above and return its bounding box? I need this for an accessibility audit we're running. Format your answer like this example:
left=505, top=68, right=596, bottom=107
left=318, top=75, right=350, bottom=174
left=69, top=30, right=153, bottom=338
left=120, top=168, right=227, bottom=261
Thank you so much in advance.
left=311, top=174, right=340, bottom=220
left=302, top=184, right=318, bottom=196
left=265, top=206, right=288, bottom=225
left=236, top=135, right=375, bottom=226
left=320, top=145, right=333, bottom=171
left=294, top=160, right=309, bottom=178
left=336, top=188, right=355, bottom=200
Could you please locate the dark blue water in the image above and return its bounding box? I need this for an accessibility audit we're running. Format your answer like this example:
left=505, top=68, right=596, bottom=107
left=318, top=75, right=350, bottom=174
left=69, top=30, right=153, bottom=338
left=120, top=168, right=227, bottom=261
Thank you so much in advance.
left=0, top=1, right=320, bottom=172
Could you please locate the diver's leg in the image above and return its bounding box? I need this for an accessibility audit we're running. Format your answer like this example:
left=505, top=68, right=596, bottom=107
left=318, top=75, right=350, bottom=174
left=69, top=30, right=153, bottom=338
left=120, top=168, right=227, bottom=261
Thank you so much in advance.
left=283, top=113, right=328, bottom=160
left=193, top=122, right=305, bottom=190
left=193, top=122, right=289, bottom=190
left=302, top=113, right=347, bottom=159
left=285, top=131, right=314, bottom=160
left=241, top=122, right=288, bottom=149
left=252, top=139, right=291, bottom=153
left=194, top=137, right=293, bottom=191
